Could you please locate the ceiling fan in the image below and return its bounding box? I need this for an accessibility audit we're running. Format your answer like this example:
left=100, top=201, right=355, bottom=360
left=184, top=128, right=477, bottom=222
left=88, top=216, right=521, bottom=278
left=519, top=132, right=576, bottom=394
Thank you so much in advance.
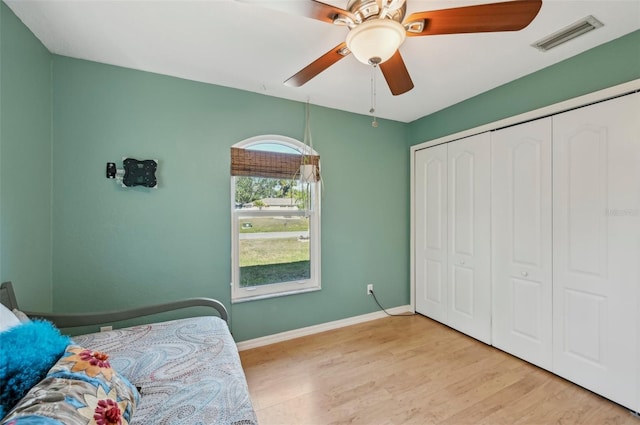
left=279, top=0, right=543, bottom=96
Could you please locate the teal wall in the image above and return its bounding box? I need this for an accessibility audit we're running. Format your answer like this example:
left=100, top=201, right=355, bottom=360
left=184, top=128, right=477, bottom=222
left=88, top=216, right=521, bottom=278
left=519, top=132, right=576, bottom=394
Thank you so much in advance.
left=51, top=56, right=409, bottom=341
left=0, top=3, right=53, bottom=310
left=1, top=2, right=638, bottom=342
left=408, top=30, right=640, bottom=145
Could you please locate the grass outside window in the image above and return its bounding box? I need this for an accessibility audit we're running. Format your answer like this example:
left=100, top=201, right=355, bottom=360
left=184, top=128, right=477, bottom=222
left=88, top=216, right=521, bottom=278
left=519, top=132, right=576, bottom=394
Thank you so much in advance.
left=238, top=217, right=311, bottom=287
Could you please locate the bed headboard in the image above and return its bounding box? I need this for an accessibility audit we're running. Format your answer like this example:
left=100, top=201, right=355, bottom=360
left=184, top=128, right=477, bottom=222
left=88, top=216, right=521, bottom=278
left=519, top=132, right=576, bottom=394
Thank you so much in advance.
left=0, top=280, right=229, bottom=327
left=1, top=281, right=19, bottom=310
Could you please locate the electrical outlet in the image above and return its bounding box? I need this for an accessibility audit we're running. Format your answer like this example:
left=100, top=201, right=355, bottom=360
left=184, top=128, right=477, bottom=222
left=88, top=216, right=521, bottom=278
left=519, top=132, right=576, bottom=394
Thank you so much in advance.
left=367, top=284, right=373, bottom=295
left=100, top=326, right=113, bottom=332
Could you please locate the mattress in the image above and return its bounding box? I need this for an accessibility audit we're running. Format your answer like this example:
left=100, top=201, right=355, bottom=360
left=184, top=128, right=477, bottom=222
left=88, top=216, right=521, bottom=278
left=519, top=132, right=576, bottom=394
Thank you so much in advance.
left=73, top=316, right=257, bottom=425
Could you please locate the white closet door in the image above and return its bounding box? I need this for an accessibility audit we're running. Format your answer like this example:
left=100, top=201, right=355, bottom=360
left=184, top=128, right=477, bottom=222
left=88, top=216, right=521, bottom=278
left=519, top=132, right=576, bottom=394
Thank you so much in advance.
left=491, top=118, right=553, bottom=370
left=447, top=132, right=491, bottom=344
left=415, top=144, right=448, bottom=322
left=553, top=93, right=639, bottom=410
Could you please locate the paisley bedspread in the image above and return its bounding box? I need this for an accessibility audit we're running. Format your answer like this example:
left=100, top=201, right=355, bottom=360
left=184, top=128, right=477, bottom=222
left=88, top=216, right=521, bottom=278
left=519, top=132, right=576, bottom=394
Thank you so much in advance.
left=72, top=317, right=257, bottom=425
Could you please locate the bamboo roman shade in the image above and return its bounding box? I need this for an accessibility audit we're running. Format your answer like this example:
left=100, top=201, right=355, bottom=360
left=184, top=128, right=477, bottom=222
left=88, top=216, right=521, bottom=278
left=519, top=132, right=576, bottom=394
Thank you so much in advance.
left=230, top=147, right=320, bottom=180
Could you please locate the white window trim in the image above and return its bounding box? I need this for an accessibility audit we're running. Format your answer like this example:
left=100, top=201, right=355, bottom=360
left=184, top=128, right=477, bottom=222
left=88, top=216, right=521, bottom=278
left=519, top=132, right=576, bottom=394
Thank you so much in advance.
left=231, top=135, right=321, bottom=303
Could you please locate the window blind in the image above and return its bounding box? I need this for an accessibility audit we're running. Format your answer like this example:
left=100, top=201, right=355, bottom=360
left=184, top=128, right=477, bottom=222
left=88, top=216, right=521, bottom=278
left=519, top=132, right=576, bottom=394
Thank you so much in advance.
left=230, top=147, right=320, bottom=180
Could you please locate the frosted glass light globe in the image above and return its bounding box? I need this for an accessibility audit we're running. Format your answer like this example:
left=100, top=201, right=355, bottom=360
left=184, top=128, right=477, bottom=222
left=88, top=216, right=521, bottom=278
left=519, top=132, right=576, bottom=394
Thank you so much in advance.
left=346, top=19, right=406, bottom=65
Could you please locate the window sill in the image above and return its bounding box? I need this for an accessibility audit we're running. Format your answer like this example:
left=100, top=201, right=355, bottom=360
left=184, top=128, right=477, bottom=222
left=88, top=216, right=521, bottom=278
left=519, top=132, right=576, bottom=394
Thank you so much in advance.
left=231, top=286, right=321, bottom=304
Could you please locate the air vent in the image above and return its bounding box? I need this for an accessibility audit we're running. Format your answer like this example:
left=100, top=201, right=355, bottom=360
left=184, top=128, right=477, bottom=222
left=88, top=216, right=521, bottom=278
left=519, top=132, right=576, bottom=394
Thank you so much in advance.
left=532, top=15, right=603, bottom=52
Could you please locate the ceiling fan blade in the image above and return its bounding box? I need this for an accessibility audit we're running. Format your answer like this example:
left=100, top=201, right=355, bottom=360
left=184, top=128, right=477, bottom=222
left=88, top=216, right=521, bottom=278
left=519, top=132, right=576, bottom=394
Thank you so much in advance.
left=284, top=42, right=350, bottom=87
left=239, top=0, right=354, bottom=24
left=404, top=0, right=542, bottom=37
left=379, top=50, right=414, bottom=96
left=301, top=0, right=354, bottom=24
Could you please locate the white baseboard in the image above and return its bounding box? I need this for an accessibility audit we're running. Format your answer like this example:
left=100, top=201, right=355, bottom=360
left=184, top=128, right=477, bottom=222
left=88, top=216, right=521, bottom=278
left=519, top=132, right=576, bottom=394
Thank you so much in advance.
left=236, top=304, right=414, bottom=351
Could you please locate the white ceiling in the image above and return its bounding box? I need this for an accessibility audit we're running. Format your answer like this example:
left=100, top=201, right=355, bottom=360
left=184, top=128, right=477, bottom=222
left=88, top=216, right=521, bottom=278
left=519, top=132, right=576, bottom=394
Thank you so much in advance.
left=5, top=0, right=640, bottom=122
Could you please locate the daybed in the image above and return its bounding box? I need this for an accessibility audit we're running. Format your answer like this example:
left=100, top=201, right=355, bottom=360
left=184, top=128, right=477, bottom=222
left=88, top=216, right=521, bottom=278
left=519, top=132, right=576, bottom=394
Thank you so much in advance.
left=0, top=281, right=257, bottom=425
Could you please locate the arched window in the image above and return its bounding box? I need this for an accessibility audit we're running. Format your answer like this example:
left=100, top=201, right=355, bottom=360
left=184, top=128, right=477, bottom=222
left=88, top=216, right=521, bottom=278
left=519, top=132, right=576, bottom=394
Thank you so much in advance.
left=230, top=135, right=321, bottom=302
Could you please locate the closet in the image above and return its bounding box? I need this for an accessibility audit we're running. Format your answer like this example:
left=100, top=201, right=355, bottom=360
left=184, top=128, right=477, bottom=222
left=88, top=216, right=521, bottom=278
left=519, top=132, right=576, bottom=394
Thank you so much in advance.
left=413, top=91, right=640, bottom=412
left=551, top=93, right=639, bottom=410
left=491, top=118, right=553, bottom=370
left=414, top=132, right=491, bottom=344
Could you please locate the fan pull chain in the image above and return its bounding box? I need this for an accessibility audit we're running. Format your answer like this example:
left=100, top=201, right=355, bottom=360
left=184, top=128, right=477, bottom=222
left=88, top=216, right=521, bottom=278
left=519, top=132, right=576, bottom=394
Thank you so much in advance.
left=370, top=64, right=378, bottom=128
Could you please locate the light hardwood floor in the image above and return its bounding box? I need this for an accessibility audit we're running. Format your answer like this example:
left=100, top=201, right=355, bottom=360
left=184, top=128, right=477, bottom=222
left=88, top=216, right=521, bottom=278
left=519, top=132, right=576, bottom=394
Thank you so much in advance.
left=239, top=314, right=638, bottom=425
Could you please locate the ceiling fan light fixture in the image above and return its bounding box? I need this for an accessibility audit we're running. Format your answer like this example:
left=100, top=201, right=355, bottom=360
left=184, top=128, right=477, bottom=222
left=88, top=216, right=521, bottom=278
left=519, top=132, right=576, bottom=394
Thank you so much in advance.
left=346, top=19, right=406, bottom=65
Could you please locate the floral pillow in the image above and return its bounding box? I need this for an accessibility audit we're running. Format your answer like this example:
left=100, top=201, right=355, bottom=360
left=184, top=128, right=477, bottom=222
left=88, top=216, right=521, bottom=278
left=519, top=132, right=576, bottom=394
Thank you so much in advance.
left=1, top=345, right=139, bottom=425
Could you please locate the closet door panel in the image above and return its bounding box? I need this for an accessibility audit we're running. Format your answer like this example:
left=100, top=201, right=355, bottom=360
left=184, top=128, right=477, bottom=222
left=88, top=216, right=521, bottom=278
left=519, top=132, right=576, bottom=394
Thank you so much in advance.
left=553, top=93, right=639, bottom=410
left=491, top=118, right=552, bottom=370
left=447, top=132, right=491, bottom=344
left=415, top=144, right=448, bottom=322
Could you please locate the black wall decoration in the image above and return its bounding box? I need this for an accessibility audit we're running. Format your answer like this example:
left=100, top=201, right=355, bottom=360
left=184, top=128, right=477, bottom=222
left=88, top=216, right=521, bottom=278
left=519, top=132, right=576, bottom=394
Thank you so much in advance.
left=105, top=158, right=158, bottom=188
left=123, top=158, right=157, bottom=188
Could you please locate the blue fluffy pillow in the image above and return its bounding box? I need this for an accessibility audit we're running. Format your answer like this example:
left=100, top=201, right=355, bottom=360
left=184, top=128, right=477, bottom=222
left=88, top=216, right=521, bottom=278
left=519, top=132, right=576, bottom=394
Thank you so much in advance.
left=0, top=320, right=70, bottom=418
